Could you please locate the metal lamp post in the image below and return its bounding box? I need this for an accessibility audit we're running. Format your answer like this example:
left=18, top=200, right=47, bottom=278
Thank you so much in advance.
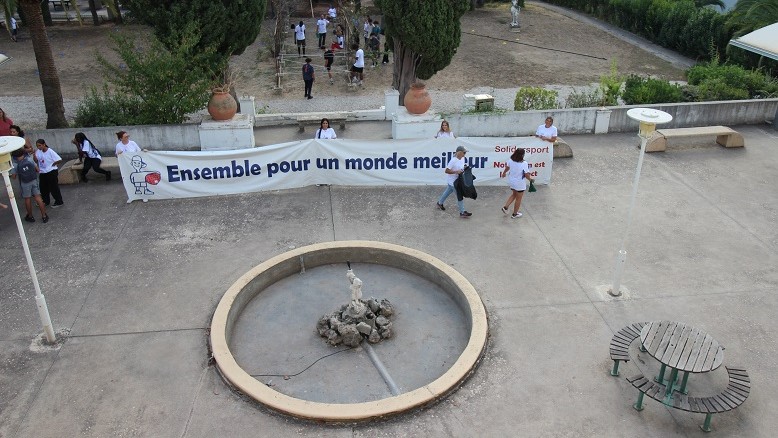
left=0, top=136, right=57, bottom=343
left=609, top=108, right=673, bottom=297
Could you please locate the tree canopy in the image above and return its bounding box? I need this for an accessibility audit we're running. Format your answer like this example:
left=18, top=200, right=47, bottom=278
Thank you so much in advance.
left=125, top=0, right=266, bottom=69
left=376, top=0, right=470, bottom=103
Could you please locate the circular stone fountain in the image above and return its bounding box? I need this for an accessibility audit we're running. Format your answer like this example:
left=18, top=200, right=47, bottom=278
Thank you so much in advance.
left=209, top=241, right=489, bottom=422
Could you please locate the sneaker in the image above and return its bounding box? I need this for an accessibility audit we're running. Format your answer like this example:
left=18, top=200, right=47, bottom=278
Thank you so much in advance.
left=329, top=79, right=334, bottom=85
left=42, top=215, right=49, bottom=223
left=460, top=211, right=472, bottom=218
left=358, top=81, right=363, bottom=86
left=24, top=215, right=35, bottom=223
left=436, top=202, right=445, bottom=211
left=307, top=95, right=313, bottom=100
left=511, top=212, right=523, bottom=219
left=142, top=199, right=148, bottom=203
left=501, top=206, right=508, bottom=215
left=126, top=199, right=133, bottom=204
left=106, top=171, right=112, bottom=181
left=52, top=202, right=64, bottom=208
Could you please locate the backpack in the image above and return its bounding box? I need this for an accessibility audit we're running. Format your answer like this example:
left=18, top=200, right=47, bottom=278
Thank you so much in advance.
left=16, top=158, right=37, bottom=183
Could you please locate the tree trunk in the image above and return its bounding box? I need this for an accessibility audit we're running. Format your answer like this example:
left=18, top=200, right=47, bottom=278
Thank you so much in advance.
left=392, top=40, right=419, bottom=106
left=41, top=1, right=53, bottom=26
left=19, top=0, right=68, bottom=128
left=88, top=0, right=100, bottom=25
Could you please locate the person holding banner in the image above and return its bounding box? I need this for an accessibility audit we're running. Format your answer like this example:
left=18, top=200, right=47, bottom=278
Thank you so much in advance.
left=500, top=148, right=531, bottom=219
left=314, top=118, right=337, bottom=139
left=115, top=130, right=142, bottom=156
left=435, top=120, right=455, bottom=138
left=535, top=116, right=557, bottom=143
left=436, top=145, right=472, bottom=218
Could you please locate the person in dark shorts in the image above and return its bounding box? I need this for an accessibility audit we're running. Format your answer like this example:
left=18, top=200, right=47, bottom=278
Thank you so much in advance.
left=302, top=57, right=315, bottom=99
left=350, top=43, right=364, bottom=86
left=324, top=46, right=335, bottom=84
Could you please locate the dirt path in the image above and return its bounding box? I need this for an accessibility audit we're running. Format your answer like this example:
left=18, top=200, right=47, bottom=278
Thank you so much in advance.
left=0, top=3, right=686, bottom=105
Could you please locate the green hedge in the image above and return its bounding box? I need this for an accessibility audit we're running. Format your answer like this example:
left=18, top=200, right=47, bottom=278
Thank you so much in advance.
left=622, top=75, right=683, bottom=104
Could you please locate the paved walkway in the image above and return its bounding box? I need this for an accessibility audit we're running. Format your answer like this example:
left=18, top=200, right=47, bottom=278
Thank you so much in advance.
left=1, top=125, right=777, bottom=437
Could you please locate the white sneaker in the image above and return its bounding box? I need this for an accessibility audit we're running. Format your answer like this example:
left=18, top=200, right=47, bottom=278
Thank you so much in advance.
left=511, top=212, right=522, bottom=219
left=142, top=199, right=148, bottom=203
left=501, top=206, right=508, bottom=215
left=127, top=199, right=133, bottom=204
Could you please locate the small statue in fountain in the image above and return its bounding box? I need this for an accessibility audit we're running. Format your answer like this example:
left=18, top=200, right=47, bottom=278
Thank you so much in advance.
left=344, top=266, right=366, bottom=319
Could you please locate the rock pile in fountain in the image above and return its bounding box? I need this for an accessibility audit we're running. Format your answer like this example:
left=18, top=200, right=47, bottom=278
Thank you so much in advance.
left=317, top=298, right=395, bottom=347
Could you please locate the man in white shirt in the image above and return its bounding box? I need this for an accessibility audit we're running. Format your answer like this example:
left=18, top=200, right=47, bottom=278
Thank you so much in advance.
left=328, top=5, right=337, bottom=19
left=535, top=116, right=558, bottom=142
left=294, top=21, right=306, bottom=56
left=350, top=43, right=364, bottom=86
left=316, top=14, right=329, bottom=49
left=34, top=139, right=64, bottom=207
left=10, top=16, right=18, bottom=42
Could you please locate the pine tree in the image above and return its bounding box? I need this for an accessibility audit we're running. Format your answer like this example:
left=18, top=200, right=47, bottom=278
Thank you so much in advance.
left=375, top=0, right=470, bottom=104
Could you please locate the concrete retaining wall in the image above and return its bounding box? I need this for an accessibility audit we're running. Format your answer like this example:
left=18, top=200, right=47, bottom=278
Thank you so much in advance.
left=27, top=124, right=201, bottom=156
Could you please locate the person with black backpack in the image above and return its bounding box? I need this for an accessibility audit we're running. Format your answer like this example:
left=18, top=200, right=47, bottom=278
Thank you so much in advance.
left=10, top=147, right=48, bottom=223
left=72, top=132, right=111, bottom=182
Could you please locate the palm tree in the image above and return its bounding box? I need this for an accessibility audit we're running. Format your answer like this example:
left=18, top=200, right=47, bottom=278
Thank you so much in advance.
left=694, top=0, right=726, bottom=10
left=727, top=0, right=778, bottom=37
left=17, top=0, right=68, bottom=128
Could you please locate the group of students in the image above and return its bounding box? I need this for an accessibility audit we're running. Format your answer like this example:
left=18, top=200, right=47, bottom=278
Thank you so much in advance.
left=436, top=117, right=558, bottom=219
left=0, top=107, right=143, bottom=224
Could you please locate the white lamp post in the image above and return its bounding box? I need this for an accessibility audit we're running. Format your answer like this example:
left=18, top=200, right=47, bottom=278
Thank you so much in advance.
left=0, top=136, right=57, bottom=343
left=609, top=108, right=673, bottom=297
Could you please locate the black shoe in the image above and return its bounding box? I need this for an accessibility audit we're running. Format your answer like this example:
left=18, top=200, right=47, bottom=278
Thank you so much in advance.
left=52, top=202, right=64, bottom=208
left=42, top=215, right=49, bottom=223
left=436, top=202, right=445, bottom=211
left=24, top=215, right=35, bottom=223
left=460, top=211, right=472, bottom=218
left=307, top=95, right=313, bottom=99
left=106, top=171, right=112, bottom=181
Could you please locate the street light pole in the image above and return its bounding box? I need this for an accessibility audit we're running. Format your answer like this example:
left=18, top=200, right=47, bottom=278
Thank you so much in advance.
left=609, top=108, right=673, bottom=297
left=0, top=136, right=57, bottom=343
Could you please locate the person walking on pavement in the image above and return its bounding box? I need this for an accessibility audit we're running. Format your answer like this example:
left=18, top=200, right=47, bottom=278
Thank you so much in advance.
left=34, top=139, right=64, bottom=208
left=73, top=132, right=111, bottom=182
left=10, top=16, right=18, bottom=42
left=437, top=145, right=472, bottom=218
left=500, top=147, right=531, bottom=219
left=324, top=46, right=335, bottom=84
left=350, top=43, right=364, bottom=86
left=302, top=57, right=315, bottom=99
left=10, top=148, right=48, bottom=223
left=316, top=14, right=329, bottom=49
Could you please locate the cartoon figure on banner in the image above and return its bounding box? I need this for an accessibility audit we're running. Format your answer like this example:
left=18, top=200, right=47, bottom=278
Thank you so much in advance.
left=129, top=155, right=161, bottom=196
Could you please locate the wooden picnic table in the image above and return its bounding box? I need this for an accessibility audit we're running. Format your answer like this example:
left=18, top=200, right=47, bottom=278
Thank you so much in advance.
left=640, top=321, right=724, bottom=396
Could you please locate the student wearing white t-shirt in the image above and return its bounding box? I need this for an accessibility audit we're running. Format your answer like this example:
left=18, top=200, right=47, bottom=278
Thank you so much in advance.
left=115, top=130, right=142, bottom=156
left=535, top=116, right=558, bottom=143
left=500, top=148, right=531, bottom=219
left=72, top=132, right=111, bottom=182
left=435, top=120, right=455, bottom=138
left=314, top=118, right=337, bottom=139
left=350, top=43, right=365, bottom=85
left=328, top=6, right=337, bottom=19
left=316, top=15, right=329, bottom=49
left=436, top=145, right=472, bottom=217
left=34, top=139, right=64, bottom=207
left=294, top=21, right=306, bottom=56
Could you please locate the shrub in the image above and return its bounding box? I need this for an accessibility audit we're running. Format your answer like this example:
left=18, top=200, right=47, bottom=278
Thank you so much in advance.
left=692, top=79, right=750, bottom=101
left=565, top=88, right=603, bottom=108
left=514, top=87, right=559, bottom=111
left=687, top=62, right=778, bottom=99
left=74, top=86, right=146, bottom=128
left=622, top=75, right=683, bottom=104
left=599, top=60, right=624, bottom=106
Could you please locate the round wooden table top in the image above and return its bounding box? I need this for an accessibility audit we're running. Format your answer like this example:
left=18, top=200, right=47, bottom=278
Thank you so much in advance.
left=640, top=320, right=724, bottom=373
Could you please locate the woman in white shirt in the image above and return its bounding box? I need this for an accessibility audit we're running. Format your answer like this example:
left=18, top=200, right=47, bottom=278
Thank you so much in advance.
left=435, top=120, right=455, bottom=138
left=500, top=147, right=531, bottom=219
left=314, top=118, right=337, bottom=139
left=535, top=116, right=558, bottom=142
left=72, top=132, right=111, bottom=182
left=115, top=130, right=142, bottom=156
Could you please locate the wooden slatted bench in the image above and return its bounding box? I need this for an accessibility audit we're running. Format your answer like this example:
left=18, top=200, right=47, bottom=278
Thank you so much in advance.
left=645, top=126, right=744, bottom=152
left=297, top=115, right=347, bottom=133
left=609, top=322, right=647, bottom=376
left=628, top=367, right=750, bottom=432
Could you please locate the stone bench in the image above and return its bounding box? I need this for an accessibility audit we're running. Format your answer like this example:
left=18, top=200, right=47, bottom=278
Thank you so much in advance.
left=59, top=157, right=119, bottom=185
left=645, top=126, right=744, bottom=153
left=554, top=138, right=572, bottom=158
left=297, top=115, right=347, bottom=133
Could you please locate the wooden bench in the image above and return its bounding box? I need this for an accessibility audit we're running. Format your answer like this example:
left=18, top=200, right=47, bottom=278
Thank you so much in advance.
left=628, top=367, right=750, bottom=432
left=297, top=115, right=347, bottom=133
left=609, top=322, right=647, bottom=376
left=645, top=126, right=744, bottom=152
left=58, top=157, right=119, bottom=185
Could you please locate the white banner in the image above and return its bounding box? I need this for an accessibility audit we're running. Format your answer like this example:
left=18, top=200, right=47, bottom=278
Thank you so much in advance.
left=118, top=137, right=553, bottom=201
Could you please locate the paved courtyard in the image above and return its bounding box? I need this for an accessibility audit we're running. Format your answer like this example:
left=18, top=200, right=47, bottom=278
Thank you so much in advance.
left=1, top=125, right=777, bottom=437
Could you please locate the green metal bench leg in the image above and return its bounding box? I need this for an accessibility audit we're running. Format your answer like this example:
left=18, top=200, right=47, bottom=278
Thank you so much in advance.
left=679, top=371, right=690, bottom=394
left=633, top=392, right=645, bottom=411
left=666, top=368, right=678, bottom=397
left=611, top=360, right=621, bottom=376
left=700, top=413, right=713, bottom=432
left=655, top=364, right=666, bottom=383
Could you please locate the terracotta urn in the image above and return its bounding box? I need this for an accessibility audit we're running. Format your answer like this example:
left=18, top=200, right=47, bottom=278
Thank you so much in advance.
left=207, top=91, right=238, bottom=121
left=404, top=82, right=432, bottom=115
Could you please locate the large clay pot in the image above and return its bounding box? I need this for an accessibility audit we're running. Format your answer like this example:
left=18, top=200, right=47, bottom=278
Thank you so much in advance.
left=207, top=91, right=238, bottom=121
left=404, top=82, right=432, bottom=115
